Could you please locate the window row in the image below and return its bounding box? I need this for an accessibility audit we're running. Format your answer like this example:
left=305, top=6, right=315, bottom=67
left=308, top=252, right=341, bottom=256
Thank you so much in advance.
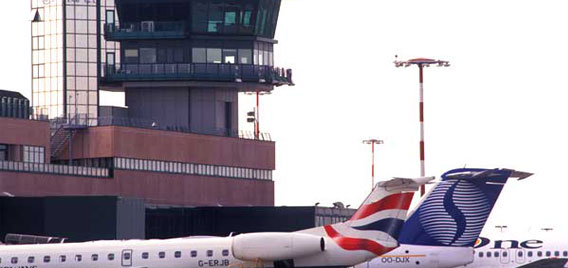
left=32, top=49, right=64, bottom=65
left=66, top=33, right=98, bottom=49
left=32, top=20, right=64, bottom=36
left=0, top=249, right=230, bottom=264
left=190, top=0, right=278, bottom=37
left=478, top=250, right=568, bottom=258
left=123, top=47, right=273, bottom=66
left=66, top=5, right=98, bottom=20
left=114, top=157, right=273, bottom=181
left=23, top=146, right=45, bottom=164
left=0, top=159, right=109, bottom=178
left=33, top=64, right=64, bottom=79
left=32, top=36, right=64, bottom=50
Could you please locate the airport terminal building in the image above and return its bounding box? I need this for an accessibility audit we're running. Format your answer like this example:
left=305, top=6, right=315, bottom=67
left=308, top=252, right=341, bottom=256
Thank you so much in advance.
left=0, top=0, right=294, bottom=206
left=0, top=0, right=357, bottom=240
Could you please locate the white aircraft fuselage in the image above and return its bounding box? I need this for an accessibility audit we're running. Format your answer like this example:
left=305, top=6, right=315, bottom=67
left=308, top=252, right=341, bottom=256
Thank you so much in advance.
left=467, top=235, right=567, bottom=268
left=0, top=234, right=379, bottom=268
left=355, top=245, right=474, bottom=268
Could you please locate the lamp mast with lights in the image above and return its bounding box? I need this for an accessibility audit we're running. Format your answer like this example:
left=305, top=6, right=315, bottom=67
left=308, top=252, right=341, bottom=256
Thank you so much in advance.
left=362, top=139, right=384, bottom=190
left=394, top=57, right=450, bottom=196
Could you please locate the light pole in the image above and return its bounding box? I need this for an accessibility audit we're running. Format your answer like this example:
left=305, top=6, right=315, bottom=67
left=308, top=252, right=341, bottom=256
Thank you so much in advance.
left=362, top=139, right=384, bottom=190
left=495, top=225, right=508, bottom=233
left=394, top=57, right=450, bottom=196
left=245, top=91, right=271, bottom=139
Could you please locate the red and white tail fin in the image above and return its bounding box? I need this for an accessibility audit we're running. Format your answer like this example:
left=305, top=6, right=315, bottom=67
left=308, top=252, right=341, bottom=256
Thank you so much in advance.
left=300, top=177, right=432, bottom=258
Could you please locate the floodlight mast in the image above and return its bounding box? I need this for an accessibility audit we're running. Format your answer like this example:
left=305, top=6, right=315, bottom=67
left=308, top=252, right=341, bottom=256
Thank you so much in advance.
left=394, top=57, right=450, bottom=196
left=362, top=139, right=384, bottom=190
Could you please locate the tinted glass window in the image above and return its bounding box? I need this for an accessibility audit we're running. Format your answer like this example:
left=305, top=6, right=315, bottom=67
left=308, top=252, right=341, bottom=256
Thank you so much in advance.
left=487, top=252, right=492, bottom=258
left=44, top=256, right=51, bottom=263
left=140, top=48, right=156, bottom=64
left=208, top=2, right=223, bottom=32
left=11, top=257, right=18, bottom=264
left=175, top=251, right=181, bottom=258
left=537, top=251, right=542, bottom=257
left=206, top=48, right=222, bottom=63
left=528, top=251, right=533, bottom=257
left=546, top=251, right=551, bottom=257
left=108, top=254, right=114, bottom=261
left=28, top=257, right=35, bottom=263
left=159, top=252, right=165, bottom=259
left=191, top=251, right=197, bottom=257
left=494, top=252, right=499, bottom=257
left=238, top=49, right=252, bottom=64
left=124, top=49, right=139, bottom=64
left=192, top=0, right=208, bottom=32
left=92, top=254, right=98, bottom=261
left=223, top=49, right=237, bottom=64
left=555, top=251, right=559, bottom=257
left=192, top=48, right=206, bottom=63
left=75, top=255, right=82, bottom=262
left=59, top=255, right=66, bottom=262
left=207, top=250, right=213, bottom=257
left=0, top=144, right=7, bottom=161
left=478, top=252, right=483, bottom=258
left=142, top=252, right=149, bottom=259
left=222, top=250, right=229, bottom=257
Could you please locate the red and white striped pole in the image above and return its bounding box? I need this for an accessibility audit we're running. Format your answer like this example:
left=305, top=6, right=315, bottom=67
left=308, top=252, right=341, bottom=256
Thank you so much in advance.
left=371, top=141, right=375, bottom=188
left=394, top=57, right=450, bottom=196
left=255, top=91, right=260, bottom=139
left=418, top=64, right=426, bottom=196
left=363, top=139, right=383, bottom=191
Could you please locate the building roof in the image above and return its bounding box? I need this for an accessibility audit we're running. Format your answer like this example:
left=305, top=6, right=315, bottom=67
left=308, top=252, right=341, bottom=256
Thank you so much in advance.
left=0, top=90, right=28, bottom=101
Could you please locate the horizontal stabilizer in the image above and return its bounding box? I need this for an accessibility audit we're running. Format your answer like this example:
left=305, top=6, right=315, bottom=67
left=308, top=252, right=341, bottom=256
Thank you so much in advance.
left=509, top=170, right=533, bottom=180
left=379, top=176, right=435, bottom=192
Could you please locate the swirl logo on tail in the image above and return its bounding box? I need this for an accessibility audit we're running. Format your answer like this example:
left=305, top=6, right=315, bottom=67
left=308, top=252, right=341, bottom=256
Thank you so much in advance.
left=418, top=179, right=490, bottom=246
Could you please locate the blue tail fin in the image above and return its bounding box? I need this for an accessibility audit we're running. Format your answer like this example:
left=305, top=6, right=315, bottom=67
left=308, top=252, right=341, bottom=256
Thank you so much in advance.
left=397, top=168, right=514, bottom=247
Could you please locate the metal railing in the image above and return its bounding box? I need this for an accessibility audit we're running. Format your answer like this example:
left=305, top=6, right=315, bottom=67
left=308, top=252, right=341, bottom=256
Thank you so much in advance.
left=104, top=63, right=293, bottom=86
left=0, top=160, right=110, bottom=178
left=95, top=116, right=272, bottom=141
left=105, top=21, right=186, bottom=40
left=48, top=115, right=273, bottom=142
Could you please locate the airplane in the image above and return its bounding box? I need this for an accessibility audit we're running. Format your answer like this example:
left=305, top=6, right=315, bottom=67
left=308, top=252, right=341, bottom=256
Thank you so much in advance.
left=467, top=231, right=568, bottom=268
left=356, top=168, right=532, bottom=268
left=0, top=176, right=432, bottom=268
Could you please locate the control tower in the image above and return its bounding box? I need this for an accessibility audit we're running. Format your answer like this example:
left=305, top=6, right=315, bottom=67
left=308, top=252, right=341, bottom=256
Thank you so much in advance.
left=102, top=0, right=292, bottom=136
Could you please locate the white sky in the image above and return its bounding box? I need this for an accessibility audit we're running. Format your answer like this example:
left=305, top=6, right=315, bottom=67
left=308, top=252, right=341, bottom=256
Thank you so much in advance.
left=2, top=1, right=568, bottom=229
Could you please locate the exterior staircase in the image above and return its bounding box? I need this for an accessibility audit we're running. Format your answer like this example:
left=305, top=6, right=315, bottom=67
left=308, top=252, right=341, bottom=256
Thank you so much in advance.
left=50, top=126, right=75, bottom=160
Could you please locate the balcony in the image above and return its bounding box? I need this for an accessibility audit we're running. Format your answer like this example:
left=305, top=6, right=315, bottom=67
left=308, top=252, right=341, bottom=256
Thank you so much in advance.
left=103, top=63, right=294, bottom=86
left=104, top=21, right=186, bottom=40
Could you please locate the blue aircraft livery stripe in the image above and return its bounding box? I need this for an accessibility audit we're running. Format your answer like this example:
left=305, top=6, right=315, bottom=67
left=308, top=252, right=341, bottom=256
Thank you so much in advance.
left=351, top=218, right=406, bottom=239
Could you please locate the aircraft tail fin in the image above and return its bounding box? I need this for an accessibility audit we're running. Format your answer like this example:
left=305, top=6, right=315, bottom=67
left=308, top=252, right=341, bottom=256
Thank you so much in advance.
left=397, top=168, right=531, bottom=247
left=317, top=177, right=433, bottom=256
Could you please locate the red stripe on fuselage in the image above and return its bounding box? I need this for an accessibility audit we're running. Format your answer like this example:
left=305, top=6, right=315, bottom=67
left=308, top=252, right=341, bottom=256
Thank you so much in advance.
left=350, top=192, right=414, bottom=221
left=324, top=225, right=394, bottom=256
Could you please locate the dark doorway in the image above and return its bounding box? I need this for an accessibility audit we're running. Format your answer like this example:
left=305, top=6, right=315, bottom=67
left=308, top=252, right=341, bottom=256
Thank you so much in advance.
left=224, top=102, right=232, bottom=136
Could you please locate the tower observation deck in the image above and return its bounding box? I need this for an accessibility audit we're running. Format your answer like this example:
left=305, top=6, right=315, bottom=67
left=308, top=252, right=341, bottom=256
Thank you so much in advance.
left=100, top=0, right=292, bottom=136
